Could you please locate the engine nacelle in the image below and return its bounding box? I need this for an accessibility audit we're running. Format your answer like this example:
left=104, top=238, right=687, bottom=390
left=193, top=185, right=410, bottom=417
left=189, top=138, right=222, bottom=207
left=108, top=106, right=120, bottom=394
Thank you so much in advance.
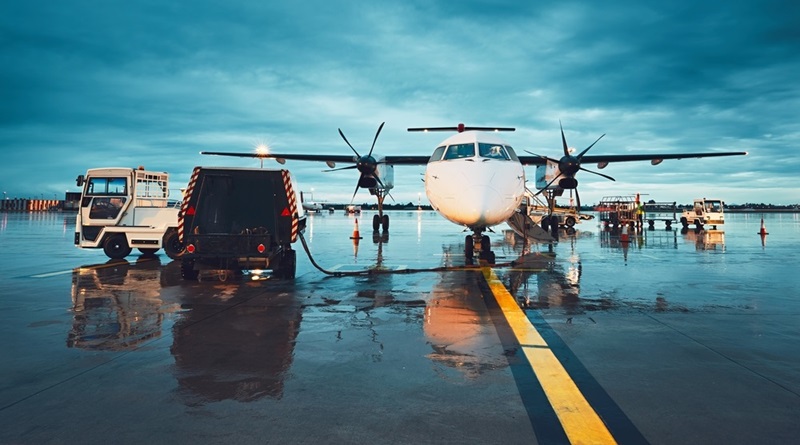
left=535, top=161, right=561, bottom=190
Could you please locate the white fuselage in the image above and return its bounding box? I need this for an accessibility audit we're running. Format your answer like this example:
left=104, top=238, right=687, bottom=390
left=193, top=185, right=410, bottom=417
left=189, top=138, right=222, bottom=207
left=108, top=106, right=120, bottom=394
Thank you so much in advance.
left=424, top=131, right=525, bottom=230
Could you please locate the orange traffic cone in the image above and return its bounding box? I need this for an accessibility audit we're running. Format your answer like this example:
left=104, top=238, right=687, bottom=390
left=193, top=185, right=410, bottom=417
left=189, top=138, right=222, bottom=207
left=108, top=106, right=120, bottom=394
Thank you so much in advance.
left=350, top=218, right=362, bottom=240
left=758, top=217, right=769, bottom=236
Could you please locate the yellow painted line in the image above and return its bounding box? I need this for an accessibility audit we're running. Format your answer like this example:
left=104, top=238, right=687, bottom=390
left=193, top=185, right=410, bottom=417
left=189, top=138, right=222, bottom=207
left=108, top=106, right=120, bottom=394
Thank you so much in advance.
left=483, top=267, right=617, bottom=445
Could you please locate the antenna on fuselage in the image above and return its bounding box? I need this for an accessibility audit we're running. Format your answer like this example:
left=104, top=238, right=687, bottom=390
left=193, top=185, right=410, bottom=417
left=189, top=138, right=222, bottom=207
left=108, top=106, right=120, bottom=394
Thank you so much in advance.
left=407, top=123, right=515, bottom=133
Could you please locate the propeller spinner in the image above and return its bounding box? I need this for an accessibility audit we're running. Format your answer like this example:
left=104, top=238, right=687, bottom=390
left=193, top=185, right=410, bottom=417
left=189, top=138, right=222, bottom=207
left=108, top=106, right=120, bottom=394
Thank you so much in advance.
left=332, top=122, right=387, bottom=203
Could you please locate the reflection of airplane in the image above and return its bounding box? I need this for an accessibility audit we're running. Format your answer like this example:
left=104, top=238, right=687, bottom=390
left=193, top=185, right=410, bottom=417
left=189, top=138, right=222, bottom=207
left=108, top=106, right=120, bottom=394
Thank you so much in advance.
left=201, top=122, right=746, bottom=263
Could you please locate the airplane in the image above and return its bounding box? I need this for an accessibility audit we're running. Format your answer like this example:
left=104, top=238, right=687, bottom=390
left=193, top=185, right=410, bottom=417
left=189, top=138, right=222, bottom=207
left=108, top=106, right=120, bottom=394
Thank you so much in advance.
left=200, top=122, right=747, bottom=264
left=300, top=191, right=324, bottom=213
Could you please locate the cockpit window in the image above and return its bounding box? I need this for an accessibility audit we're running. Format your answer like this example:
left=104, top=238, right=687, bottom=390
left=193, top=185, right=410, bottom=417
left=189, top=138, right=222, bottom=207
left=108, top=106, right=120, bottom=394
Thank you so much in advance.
left=429, top=146, right=446, bottom=162
left=505, top=145, right=519, bottom=162
left=442, top=143, right=475, bottom=160
left=478, top=143, right=510, bottom=160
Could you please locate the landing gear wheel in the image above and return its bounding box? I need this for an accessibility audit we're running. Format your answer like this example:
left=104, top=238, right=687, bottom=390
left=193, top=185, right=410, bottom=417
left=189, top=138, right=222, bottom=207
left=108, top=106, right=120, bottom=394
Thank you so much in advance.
left=138, top=248, right=158, bottom=255
left=480, top=235, right=490, bottom=252
left=464, top=235, right=474, bottom=261
left=103, top=234, right=132, bottom=259
left=373, top=214, right=381, bottom=232
left=163, top=228, right=184, bottom=259
left=180, top=258, right=198, bottom=280
left=541, top=216, right=550, bottom=232
left=381, top=214, right=389, bottom=232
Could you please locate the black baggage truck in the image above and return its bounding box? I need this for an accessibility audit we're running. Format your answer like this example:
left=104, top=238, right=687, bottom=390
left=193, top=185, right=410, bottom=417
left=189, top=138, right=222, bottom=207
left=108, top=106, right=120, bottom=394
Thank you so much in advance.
left=178, top=167, right=307, bottom=280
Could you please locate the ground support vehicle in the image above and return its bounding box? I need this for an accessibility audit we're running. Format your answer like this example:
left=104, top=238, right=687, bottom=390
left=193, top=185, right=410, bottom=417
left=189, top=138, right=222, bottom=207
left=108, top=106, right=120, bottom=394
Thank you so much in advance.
left=643, top=201, right=678, bottom=230
left=596, top=195, right=638, bottom=230
left=680, top=198, right=725, bottom=231
left=74, top=167, right=184, bottom=260
left=178, top=167, right=306, bottom=281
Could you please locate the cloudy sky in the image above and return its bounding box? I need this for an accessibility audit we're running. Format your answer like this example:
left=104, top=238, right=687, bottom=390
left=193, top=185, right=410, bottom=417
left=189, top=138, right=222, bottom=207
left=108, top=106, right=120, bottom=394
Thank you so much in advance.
left=2, top=0, right=798, bottom=206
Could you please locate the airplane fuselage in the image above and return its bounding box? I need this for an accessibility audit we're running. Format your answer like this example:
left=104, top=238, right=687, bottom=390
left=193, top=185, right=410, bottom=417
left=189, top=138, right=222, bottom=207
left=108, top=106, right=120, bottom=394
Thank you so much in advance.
left=424, top=131, right=525, bottom=230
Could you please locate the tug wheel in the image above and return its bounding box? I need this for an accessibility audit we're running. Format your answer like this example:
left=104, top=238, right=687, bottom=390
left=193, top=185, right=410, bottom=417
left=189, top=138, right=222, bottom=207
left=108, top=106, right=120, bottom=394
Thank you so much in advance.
left=103, top=234, right=132, bottom=259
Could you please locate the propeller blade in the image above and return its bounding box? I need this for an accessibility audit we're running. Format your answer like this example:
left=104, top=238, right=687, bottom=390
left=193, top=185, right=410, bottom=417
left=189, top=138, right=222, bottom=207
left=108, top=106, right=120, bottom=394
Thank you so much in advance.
left=524, top=150, right=559, bottom=163
left=373, top=175, right=385, bottom=189
left=338, top=128, right=360, bottom=157
left=368, top=122, right=385, bottom=157
left=574, top=188, right=581, bottom=211
left=323, top=165, right=358, bottom=172
left=532, top=175, right=561, bottom=197
left=579, top=166, right=616, bottom=181
left=349, top=180, right=361, bottom=204
left=559, top=120, right=570, bottom=156
left=576, top=133, right=606, bottom=160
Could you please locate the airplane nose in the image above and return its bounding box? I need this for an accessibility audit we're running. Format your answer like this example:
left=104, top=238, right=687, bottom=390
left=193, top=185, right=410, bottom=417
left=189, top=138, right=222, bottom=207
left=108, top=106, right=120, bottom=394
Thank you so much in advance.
left=458, top=186, right=505, bottom=226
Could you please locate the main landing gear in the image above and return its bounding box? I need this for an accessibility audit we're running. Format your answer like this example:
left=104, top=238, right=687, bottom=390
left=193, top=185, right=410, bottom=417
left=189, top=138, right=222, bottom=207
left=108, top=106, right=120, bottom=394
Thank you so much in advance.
left=371, top=189, right=390, bottom=233
left=464, top=229, right=495, bottom=265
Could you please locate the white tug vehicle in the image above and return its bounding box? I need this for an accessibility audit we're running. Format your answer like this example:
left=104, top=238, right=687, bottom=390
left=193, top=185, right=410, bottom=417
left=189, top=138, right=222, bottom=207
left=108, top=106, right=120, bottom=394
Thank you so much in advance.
left=74, top=167, right=184, bottom=259
left=680, top=198, right=725, bottom=231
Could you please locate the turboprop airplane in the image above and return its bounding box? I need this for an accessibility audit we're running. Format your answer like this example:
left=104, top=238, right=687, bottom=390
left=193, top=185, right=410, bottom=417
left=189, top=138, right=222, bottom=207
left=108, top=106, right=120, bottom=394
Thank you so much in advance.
left=201, top=122, right=747, bottom=264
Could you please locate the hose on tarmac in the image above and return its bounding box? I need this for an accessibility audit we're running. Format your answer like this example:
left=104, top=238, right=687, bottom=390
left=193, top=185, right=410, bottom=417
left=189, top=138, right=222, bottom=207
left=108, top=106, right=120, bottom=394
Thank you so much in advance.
left=297, top=231, right=514, bottom=277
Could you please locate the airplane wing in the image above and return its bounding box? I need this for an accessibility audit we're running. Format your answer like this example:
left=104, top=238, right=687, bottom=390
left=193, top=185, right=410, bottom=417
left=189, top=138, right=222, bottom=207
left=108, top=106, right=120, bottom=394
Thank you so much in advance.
left=200, top=152, right=431, bottom=166
left=518, top=151, right=748, bottom=166
left=200, top=151, right=358, bottom=163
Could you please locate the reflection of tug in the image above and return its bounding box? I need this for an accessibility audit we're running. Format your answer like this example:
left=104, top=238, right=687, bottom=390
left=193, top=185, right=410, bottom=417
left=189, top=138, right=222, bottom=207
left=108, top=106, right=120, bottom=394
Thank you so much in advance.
left=68, top=258, right=182, bottom=350
left=683, top=229, right=726, bottom=251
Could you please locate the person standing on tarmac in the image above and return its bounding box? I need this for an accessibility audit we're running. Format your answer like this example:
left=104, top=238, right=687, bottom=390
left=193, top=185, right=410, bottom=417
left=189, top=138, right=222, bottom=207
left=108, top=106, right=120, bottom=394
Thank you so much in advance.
left=635, top=194, right=644, bottom=229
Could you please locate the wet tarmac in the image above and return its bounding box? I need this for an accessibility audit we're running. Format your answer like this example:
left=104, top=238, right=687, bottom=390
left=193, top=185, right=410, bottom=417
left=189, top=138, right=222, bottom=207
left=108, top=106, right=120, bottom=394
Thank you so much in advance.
left=1, top=210, right=799, bottom=444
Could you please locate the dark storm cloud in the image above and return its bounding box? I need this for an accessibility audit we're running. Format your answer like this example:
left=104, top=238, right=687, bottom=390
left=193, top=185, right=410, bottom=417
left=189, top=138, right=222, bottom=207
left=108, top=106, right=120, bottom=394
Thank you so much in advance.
left=1, top=0, right=797, bottom=205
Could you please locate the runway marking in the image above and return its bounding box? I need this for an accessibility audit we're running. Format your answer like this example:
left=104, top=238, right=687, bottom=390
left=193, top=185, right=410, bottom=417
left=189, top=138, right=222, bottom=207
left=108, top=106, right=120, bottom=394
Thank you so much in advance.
left=482, top=267, right=617, bottom=445
left=29, top=270, right=74, bottom=278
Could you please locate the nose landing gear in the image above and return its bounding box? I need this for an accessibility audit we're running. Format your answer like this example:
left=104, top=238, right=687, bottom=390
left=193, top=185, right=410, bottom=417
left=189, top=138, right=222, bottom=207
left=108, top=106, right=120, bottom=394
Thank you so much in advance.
left=464, top=230, right=495, bottom=265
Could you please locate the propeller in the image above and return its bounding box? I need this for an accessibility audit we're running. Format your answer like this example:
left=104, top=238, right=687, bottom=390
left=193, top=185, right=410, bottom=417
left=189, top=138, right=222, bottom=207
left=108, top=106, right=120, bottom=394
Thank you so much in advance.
left=335, top=122, right=387, bottom=203
left=526, top=121, right=616, bottom=211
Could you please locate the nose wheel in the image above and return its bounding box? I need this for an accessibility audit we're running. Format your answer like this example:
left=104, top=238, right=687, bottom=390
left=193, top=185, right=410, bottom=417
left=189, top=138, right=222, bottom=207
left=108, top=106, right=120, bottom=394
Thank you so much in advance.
left=464, top=232, right=495, bottom=264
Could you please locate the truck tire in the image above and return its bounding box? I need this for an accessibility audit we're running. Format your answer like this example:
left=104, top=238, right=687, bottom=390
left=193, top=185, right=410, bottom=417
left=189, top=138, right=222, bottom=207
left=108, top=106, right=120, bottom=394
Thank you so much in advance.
left=103, top=234, right=132, bottom=259
left=273, top=249, right=296, bottom=280
left=181, top=258, right=198, bottom=280
left=565, top=216, right=576, bottom=228
left=163, top=228, right=185, bottom=260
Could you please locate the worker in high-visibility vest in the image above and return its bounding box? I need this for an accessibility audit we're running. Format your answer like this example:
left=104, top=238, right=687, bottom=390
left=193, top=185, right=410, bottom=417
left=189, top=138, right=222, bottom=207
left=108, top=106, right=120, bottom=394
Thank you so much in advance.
left=635, top=193, right=644, bottom=229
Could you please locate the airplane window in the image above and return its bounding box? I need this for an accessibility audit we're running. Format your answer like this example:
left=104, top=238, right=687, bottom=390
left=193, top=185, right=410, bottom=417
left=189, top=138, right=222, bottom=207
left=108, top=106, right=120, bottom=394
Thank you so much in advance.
left=505, top=145, right=520, bottom=162
left=479, top=143, right=510, bottom=160
left=443, top=143, right=475, bottom=160
left=429, top=146, right=446, bottom=162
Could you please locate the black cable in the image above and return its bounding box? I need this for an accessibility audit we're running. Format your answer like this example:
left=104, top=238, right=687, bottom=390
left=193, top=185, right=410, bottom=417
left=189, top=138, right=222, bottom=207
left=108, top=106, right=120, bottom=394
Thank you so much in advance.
left=297, top=231, right=512, bottom=276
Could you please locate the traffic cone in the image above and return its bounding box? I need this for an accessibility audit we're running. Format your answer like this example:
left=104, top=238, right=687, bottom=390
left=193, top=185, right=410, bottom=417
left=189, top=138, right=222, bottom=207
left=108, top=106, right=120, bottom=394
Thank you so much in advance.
left=757, top=218, right=768, bottom=236
left=350, top=218, right=362, bottom=240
